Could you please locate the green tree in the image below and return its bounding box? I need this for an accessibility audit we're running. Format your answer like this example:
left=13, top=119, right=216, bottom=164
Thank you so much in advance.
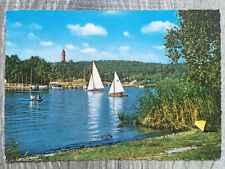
left=164, top=10, right=220, bottom=89
left=162, top=10, right=221, bottom=129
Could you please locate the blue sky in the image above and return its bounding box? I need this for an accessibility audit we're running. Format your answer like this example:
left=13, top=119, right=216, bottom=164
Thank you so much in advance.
left=6, top=10, right=177, bottom=63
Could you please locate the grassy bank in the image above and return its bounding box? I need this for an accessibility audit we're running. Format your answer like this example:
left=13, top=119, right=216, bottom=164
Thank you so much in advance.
left=14, top=129, right=220, bottom=161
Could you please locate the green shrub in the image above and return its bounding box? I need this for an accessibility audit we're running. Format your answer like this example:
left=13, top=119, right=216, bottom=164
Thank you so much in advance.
left=5, top=139, right=21, bottom=161
left=119, top=80, right=221, bottom=131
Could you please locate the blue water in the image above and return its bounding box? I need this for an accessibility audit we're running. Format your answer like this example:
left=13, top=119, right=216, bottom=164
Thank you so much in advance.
left=5, top=87, right=170, bottom=155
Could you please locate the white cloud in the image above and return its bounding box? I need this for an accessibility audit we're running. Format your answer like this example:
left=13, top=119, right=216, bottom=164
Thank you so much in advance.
left=118, top=46, right=130, bottom=52
left=13, top=22, right=22, bottom=27
left=6, top=41, right=15, bottom=46
left=123, top=31, right=130, bottom=37
left=66, top=44, right=77, bottom=50
left=67, top=23, right=107, bottom=36
left=40, top=41, right=54, bottom=46
left=29, top=23, right=42, bottom=30
left=104, top=11, right=122, bottom=15
left=80, top=47, right=97, bottom=54
left=82, top=43, right=89, bottom=47
left=153, top=45, right=165, bottom=50
left=141, top=21, right=175, bottom=33
left=28, top=32, right=37, bottom=39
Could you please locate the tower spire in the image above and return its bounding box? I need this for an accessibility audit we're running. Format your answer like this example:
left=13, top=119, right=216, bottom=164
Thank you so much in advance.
left=62, top=49, right=66, bottom=62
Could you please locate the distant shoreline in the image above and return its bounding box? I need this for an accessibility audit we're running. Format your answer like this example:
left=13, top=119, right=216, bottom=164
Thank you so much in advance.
left=4, top=81, right=158, bottom=90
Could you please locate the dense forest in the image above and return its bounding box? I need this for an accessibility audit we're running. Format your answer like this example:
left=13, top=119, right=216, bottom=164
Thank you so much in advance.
left=5, top=55, right=186, bottom=85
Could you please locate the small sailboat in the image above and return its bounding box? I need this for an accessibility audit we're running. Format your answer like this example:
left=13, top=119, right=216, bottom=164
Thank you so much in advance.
left=52, top=85, right=63, bottom=89
left=30, top=69, right=36, bottom=90
left=83, top=69, right=88, bottom=90
left=38, top=85, right=48, bottom=90
left=108, top=72, right=128, bottom=97
left=87, top=61, right=104, bottom=92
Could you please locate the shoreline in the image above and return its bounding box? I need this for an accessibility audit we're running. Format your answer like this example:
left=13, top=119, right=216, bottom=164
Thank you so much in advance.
left=14, top=129, right=221, bottom=161
left=4, top=84, right=149, bottom=90
left=18, top=130, right=173, bottom=157
left=4, top=79, right=158, bottom=90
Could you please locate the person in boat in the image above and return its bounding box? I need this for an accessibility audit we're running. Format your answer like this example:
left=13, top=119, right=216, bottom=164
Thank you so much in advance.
left=31, top=95, right=36, bottom=100
left=37, top=94, right=41, bottom=99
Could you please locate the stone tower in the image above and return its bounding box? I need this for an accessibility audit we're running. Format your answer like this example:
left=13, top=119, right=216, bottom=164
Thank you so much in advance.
left=62, top=49, right=66, bottom=62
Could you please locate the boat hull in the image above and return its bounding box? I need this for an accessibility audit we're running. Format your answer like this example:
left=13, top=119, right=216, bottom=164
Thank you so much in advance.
left=31, top=98, right=43, bottom=101
left=107, top=94, right=128, bottom=97
left=87, top=89, right=104, bottom=92
left=38, top=85, right=48, bottom=90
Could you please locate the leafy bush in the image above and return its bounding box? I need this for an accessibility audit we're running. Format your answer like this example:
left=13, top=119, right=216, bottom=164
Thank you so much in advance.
left=5, top=139, right=21, bottom=161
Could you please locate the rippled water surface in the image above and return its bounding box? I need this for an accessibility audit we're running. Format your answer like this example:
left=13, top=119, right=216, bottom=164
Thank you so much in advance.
left=5, top=87, right=170, bottom=154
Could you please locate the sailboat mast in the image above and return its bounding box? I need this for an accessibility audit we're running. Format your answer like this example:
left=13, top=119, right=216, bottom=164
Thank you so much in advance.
left=44, top=73, right=45, bottom=85
left=92, top=61, right=94, bottom=89
left=30, top=68, right=32, bottom=86
left=26, top=73, right=27, bottom=84
left=83, top=69, right=86, bottom=85
left=114, top=72, right=115, bottom=93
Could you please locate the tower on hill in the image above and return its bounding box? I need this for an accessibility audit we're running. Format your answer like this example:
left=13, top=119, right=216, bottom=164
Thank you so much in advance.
left=62, top=49, right=66, bottom=62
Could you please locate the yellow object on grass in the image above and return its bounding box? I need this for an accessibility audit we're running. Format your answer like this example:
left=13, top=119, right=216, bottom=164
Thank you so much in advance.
left=195, top=120, right=206, bottom=131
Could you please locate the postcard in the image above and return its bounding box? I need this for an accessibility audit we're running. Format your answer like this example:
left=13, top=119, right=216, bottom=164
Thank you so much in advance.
left=5, top=10, right=221, bottom=161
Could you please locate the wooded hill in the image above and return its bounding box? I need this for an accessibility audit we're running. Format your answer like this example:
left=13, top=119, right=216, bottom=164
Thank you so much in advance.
left=5, top=55, right=187, bottom=85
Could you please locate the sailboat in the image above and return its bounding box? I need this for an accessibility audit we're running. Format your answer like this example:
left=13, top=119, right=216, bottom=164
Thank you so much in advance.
left=38, top=75, right=48, bottom=90
left=108, top=72, right=128, bottom=97
left=30, top=68, right=37, bottom=90
left=87, top=61, right=104, bottom=92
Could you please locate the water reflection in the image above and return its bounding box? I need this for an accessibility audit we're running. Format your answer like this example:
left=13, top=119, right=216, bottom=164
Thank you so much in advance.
left=5, top=87, right=172, bottom=155
left=29, top=100, right=40, bottom=109
left=108, top=97, right=123, bottom=134
left=87, top=92, right=103, bottom=141
left=109, top=96, right=123, bottom=113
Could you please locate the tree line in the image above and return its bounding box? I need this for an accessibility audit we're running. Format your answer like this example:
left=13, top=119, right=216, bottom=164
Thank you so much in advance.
left=5, top=56, right=186, bottom=85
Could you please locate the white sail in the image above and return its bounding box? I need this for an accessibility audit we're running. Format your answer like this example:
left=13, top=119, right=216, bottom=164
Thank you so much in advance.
left=108, top=80, right=115, bottom=94
left=108, top=72, right=124, bottom=94
left=92, top=62, right=104, bottom=89
left=88, top=74, right=94, bottom=90
left=87, top=62, right=104, bottom=90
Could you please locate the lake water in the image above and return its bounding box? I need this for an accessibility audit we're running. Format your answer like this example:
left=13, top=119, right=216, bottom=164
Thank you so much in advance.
left=5, top=87, right=170, bottom=155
